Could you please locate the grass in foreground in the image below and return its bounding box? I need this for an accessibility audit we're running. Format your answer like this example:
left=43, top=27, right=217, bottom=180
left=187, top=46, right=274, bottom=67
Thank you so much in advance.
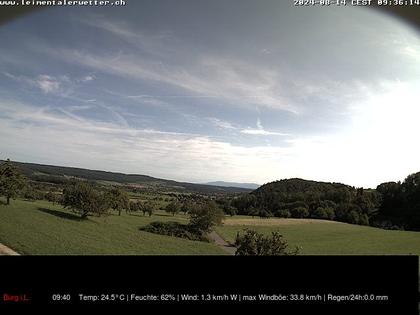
left=0, top=199, right=225, bottom=255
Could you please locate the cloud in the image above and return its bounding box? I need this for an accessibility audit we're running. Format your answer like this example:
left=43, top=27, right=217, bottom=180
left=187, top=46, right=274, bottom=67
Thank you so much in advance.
left=240, top=117, right=289, bottom=136
left=208, top=118, right=236, bottom=130
left=0, top=99, right=290, bottom=183
left=54, top=48, right=299, bottom=113
left=36, top=75, right=61, bottom=94
left=3, top=72, right=69, bottom=95
left=34, top=16, right=300, bottom=114
left=80, top=75, right=95, bottom=82
left=1, top=77, right=420, bottom=188
left=240, top=129, right=289, bottom=136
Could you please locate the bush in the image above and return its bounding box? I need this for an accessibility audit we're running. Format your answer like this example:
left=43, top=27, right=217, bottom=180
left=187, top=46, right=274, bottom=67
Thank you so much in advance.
left=257, top=208, right=272, bottom=218
left=235, top=229, right=299, bottom=256
left=313, top=207, right=335, bottom=220
left=371, top=219, right=404, bottom=230
left=276, top=209, right=291, bottom=218
left=142, top=200, right=223, bottom=242
left=359, top=213, right=369, bottom=226
left=346, top=210, right=360, bottom=224
left=141, top=221, right=208, bottom=242
left=291, top=206, right=309, bottom=218
left=324, top=207, right=336, bottom=220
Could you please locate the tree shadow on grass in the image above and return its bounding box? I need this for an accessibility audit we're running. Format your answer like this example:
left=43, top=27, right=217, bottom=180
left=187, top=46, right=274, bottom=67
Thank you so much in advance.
left=36, top=207, right=84, bottom=221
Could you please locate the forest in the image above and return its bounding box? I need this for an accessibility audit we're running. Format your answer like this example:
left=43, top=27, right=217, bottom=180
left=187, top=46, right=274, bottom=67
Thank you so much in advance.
left=219, top=174, right=420, bottom=231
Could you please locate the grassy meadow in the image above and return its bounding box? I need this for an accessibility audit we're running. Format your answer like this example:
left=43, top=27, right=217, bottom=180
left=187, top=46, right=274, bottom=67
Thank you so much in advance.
left=217, top=216, right=420, bottom=255
left=1, top=199, right=420, bottom=256
left=0, top=199, right=225, bottom=255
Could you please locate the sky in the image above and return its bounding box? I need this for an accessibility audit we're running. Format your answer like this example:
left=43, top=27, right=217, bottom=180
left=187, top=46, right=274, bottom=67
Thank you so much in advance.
left=1, top=1, right=420, bottom=188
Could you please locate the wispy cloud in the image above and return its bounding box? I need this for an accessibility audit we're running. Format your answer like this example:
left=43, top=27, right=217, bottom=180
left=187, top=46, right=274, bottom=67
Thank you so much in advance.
left=36, top=74, right=62, bottom=94
left=0, top=99, right=290, bottom=183
left=240, top=129, right=289, bottom=136
left=3, top=71, right=95, bottom=96
left=208, top=117, right=237, bottom=130
left=33, top=16, right=300, bottom=114
left=240, top=118, right=289, bottom=136
left=53, top=48, right=299, bottom=113
left=3, top=72, right=63, bottom=94
left=79, top=75, right=95, bottom=82
left=0, top=100, right=198, bottom=138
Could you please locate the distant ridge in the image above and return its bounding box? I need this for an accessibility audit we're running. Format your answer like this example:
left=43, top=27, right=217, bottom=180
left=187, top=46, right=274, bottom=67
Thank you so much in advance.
left=205, top=181, right=260, bottom=190
left=1, top=160, right=252, bottom=194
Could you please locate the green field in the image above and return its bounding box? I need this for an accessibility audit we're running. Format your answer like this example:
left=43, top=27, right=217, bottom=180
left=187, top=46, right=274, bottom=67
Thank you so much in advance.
left=0, top=199, right=225, bottom=255
left=216, top=217, right=420, bottom=255
left=1, top=199, right=420, bottom=256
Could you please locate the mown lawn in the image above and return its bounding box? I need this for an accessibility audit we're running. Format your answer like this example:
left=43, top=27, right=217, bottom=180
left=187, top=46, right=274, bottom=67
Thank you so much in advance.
left=0, top=199, right=225, bottom=255
left=216, top=217, right=420, bottom=255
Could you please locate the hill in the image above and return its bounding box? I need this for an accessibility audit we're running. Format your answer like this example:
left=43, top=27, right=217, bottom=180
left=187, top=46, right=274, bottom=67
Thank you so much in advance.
left=231, top=177, right=380, bottom=226
left=231, top=175, right=420, bottom=231
left=205, top=181, right=260, bottom=190
left=6, top=160, right=251, bottom=194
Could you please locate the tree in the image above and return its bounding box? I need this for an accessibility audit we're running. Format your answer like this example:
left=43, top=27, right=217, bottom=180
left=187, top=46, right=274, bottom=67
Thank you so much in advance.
left=188, top=200, right=224, bottom=233
left=247, top=206, right=259, bottom=218
left=235, top=229, right=299, bottom=256
left=165, top=201, right=181, bottom=216
left=0, top=159, right=26, bottom=205
left=224, top=205, right=237, bottom=217
left=22, top=185, right=42, bottom=201
left=129, top=200, right=139, bottom=213
left=181, top=200, right=194, bottom=215
left=313, top=207, right=335, bottom=220
left=144, top=201, right=155, bottom=217
left=217, top=198, right=237, bottom=216
left=257, top=208, right=272, bottom=218
left=291, top=206, right=309, bottom=218
left=62, top=181, right=109, bottom=218
left=106, top=187, right=129, bottom=216
left=45, top=191, right=59, bottom=205
left=346, top=210, right=360, bottom=225
left=276, top=209, right=291, bottom=218
left=359, top=213, right=369, bottom=226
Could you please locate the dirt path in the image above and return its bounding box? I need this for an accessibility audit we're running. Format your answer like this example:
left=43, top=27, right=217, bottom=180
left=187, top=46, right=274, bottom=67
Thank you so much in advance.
left=208, top=231, right=236, bottom=255
left=0, top=243, right=19, bottom=255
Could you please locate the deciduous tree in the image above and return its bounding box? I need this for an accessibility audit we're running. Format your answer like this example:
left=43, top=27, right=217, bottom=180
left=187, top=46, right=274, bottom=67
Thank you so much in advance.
left=0, top=159, right=26, bottom=205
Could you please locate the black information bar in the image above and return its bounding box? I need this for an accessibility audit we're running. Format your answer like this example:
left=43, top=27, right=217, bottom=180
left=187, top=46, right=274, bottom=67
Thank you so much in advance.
left=0, top=255, right=418, bottom=313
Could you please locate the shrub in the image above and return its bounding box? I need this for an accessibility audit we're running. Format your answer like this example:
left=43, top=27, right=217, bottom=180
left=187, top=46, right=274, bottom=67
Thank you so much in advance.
left=141, top=221, right=208, bottom=242
left=313, top=207, right=335, bottom=220
left=359, top=213, right=369, bottom=226
left=235, top=229, right=299, bottom=256
left=276, top=209, right=291, bottom=218
left=324, top=207, right=336, bottom=220
left=291, top=206, right=309, bottom=218
left=257, top=208, right=272, bottom=218
left=346, top=210, right=360, bottom=224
